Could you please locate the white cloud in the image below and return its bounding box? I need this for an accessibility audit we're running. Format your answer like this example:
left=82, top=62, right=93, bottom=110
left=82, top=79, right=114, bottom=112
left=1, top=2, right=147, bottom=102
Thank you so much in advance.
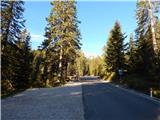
left=30, top=34, right=45, bottom=42
left=30, top=34, right=45, bottom=49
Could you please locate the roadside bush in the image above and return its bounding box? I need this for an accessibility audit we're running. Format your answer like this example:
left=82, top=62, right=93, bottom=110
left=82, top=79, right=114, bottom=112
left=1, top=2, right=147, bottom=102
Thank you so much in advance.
left=1, top=80, right=15, bottom=95
left=122, top=74, right=152, bottom=94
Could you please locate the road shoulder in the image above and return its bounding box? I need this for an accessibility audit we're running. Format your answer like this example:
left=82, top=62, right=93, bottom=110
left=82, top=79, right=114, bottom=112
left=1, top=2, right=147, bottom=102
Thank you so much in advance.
left=2, top=81, right=85, bottom=120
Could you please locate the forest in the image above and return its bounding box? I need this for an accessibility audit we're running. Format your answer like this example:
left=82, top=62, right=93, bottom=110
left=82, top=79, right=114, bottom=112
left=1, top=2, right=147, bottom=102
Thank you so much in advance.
left=1, top=0, right=160, bottom=98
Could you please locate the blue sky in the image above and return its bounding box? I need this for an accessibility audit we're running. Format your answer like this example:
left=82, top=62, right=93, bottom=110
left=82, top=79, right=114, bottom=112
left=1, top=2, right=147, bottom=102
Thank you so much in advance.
left=24, top=1, right=137, bottom=57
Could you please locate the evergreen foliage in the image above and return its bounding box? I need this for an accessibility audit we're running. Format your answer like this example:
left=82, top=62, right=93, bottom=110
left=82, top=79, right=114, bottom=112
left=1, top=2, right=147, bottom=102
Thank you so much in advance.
left=104, top=21, right=126, bottom=81
left=1, top=0, right=160, bottom=98
left=1, top=0, right=25, bottom=82
left=41, top=1, right=81, bottom=85
left=1, top=1, right=25, bottom=92
left=13, top=29, right=33, bottom=89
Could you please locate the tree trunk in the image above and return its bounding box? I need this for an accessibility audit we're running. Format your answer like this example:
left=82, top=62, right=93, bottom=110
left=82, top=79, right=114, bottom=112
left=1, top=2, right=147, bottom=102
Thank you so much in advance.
left=59, top=45, right=64, bottom=83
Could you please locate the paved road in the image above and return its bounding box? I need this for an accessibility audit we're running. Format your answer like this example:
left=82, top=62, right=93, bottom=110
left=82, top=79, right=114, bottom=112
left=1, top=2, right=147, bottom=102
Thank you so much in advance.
left=2, top=76, right=160, bottom=120
left=81, top=77, right=160, bottom=120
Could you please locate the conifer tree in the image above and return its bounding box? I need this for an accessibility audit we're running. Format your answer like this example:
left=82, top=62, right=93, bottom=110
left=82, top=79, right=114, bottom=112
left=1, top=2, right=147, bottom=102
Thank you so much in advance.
left=104, top=21, right=125, bottom=79
left=126, top=33, right=138, bottom=73
left=135, top=1, right=159, bottom=74
left=1, top=1, right=25, bottom=44
left=156, top=20, right=160, bottom=64
left=13, top=30, right=33, bottom=89
left=155, top=20, right=160, bottom=81
left=31, top=50, right=45, bottom=87
left=41, top=1, right=81, bottom=84
left=1, top=0, right=25, bottom=91
left=156, top=20, right=160, bottom=51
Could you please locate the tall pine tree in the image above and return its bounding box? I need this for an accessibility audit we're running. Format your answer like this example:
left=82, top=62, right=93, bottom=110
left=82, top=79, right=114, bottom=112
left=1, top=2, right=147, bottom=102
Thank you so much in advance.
left=135, top=1, right=159, bottom=75
left=13, top=29, right=33, bottom=89
left=41, top=1, right=81, bottom=84
left=104, top=21, right=125, bottom=81
left=1, top=1, right=25, bottom=92
left=126, top=33, right=138, bottom=73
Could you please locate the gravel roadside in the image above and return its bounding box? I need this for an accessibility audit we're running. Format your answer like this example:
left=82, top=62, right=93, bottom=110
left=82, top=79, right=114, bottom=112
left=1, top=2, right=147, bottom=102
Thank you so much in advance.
left=1, top=82, right=85, bottom=120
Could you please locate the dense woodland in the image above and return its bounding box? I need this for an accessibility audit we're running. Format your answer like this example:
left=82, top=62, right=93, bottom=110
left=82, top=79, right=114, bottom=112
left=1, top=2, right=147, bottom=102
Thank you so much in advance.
left=1, top=1, right=160, bottom=97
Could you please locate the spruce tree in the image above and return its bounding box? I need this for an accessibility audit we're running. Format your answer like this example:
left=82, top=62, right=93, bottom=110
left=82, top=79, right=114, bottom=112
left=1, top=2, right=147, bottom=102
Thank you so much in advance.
left=156, top=20, right=160, bottom=51
left=13, top=30, right=33, bottom=89
left=126, top=33, right=138, bottom=73
left=104, top=21, right=125, bottom=80
left=156, top=20, right=160, bottom=64
left=31, top=50, right=44, bottom=87
left=41, top=1, right=81, bottom=84
left=1, top=1, right=25, bottom=91
left=155, top=20, right=160, bottom=81
left=135, top=1, right=159, bottom=74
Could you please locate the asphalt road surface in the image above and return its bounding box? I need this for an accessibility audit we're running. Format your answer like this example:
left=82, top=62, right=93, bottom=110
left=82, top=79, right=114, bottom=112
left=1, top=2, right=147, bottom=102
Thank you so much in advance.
left=2, top=76, right=160, bottom=120
left=81, top=77, right=160, bottom=120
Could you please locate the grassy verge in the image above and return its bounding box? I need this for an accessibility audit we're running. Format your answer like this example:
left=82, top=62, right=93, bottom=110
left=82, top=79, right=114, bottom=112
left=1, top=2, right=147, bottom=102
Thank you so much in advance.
left=106, top=73, right=160, bottom=99
left=122, top=74, right=160, bottom=99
